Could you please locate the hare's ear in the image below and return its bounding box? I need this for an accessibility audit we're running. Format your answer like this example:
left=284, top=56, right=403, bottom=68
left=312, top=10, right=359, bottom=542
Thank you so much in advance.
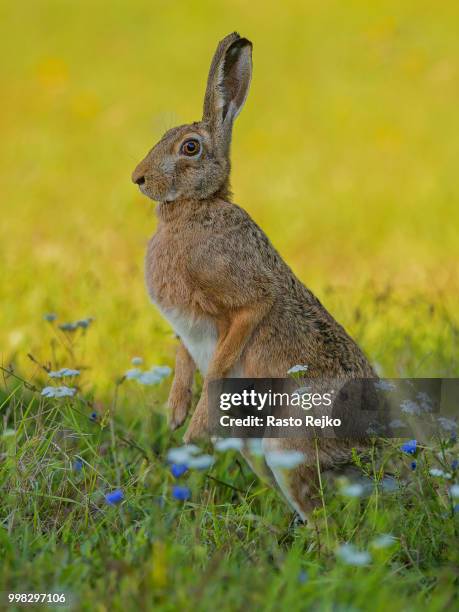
left=203, top=32, right=252, bottom=147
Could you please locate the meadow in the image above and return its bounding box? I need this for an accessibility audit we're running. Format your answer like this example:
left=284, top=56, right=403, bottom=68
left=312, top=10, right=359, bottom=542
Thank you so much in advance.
left=1, top=1, right=459, bottom=610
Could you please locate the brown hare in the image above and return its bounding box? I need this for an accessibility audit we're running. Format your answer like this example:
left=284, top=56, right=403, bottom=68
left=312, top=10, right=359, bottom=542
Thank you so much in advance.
left=132, top=32, right=375, bottom=520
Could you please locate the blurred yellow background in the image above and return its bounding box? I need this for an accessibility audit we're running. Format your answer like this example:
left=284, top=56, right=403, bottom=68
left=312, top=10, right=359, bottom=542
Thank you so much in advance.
left=1, top=0, right=458, bottom=387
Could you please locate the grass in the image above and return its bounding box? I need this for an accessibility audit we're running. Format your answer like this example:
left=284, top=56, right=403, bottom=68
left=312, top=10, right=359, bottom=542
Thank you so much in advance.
left=1, top=312, right=458, bottom=611
left=1, top=0, right=459, bottom=609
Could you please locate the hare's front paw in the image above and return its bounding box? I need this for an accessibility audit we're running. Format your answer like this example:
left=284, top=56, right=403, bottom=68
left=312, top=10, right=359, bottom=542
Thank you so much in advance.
left=183, top=396, right=208, bottom=443
left=168, top=386, right=192, bottom=431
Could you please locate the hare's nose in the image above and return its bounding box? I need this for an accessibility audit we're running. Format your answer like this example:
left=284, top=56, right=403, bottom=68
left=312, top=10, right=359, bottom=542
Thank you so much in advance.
left=132, top=168, right=146, bottom=185
left=132, top=174, right=145, bottom=186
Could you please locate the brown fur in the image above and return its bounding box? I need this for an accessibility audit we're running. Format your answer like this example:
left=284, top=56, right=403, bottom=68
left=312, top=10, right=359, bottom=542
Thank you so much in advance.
left=132, top=32, right=375, bottom=520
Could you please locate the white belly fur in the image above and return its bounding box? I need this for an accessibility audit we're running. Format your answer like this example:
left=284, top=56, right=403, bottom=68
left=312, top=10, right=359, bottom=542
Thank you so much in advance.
left=158, top=306, right=243, bottom=377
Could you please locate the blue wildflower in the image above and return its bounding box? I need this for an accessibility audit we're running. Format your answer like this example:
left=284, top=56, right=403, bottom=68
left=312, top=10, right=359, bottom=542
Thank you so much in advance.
left=401, top=439, right=417, bottom=455
left=59, top=318, right=93, bottom=332
left=89, top=411, right=98, bottom=422
left=73, top=459, right=83, bottom=472
left=59, top=322, right=78, bottom=332
left=44, top=313, right=57, bottom=322
left=154, top=495, right=166, bottom=508
left=172, top=485, right=191, bottom=501
left=171, top=463, right=188, bottom=478
left=76, top=318, right=93, bottom=329
left=298, top=570, right=308, bottom=584
left=454, top=504, right=459, bottom=514
left=105, top=489, right=124, bottom=505
left=411, top=460, right=417, bottom=471
left=452, top=459, right=458, bottom=470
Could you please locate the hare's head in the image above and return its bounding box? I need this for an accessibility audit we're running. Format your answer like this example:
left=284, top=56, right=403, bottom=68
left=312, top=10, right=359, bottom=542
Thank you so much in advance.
left=132, top=32, right=252, bottom=203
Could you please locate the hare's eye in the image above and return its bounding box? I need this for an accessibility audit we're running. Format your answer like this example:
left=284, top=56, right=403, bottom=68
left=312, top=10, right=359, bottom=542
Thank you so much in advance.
left=180, top=138, right=201, bottom=157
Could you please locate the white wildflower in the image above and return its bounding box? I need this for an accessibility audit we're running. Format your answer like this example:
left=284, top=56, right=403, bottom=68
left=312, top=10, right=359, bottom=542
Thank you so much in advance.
left=429, top=468, right=451, bottom=479
left=336, top=543, right=371, bottom=566
left=247, top=439, right=264, bottom=456
left=49, top=368, right=80, bottom=378
left=449, top=485, right=459, bottom=499
left=400, top=400, right=421, bottom=416
left=340, top=483, right=364, bottom=498
left=153, top=366, right=172, bottom=377
left=137, top=371, right=163, bottom=385
left=373, top=362, right=384, bottom=376
left=41, top=386, right=76, bottom=398
left=167, top=445, right=200, bottom=464
left=265, top=450, right=305, bottom=469
left=287, top=365, right=308, bottom=375
left=374, top=380, right=396, bottom=392
left=381, top=476, right=399, bottom=492
left=214, top=438, right=243, bottom=452
left=2, top=429, right=16, bottom=438
left=136, top=366, right=172, bottom=385
left=183, top=444, right=200, bottom=455
left=187, top=454, right=215, bottom=470
left=371, top=534, right=396, bottom=549
left=389, top=419, right=407, bottom=429
left=125, top=368, right=142, bottom=380
left=416, top=392, right=433, bottom=412
left=437, top=417, right=457, bottom=432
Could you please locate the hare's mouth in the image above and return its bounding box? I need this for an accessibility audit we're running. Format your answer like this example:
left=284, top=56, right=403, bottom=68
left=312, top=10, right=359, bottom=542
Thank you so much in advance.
left=138, top=182, right=178, bottom=204
left=163, top=189, right=178, bottom=204
left=137, top=183, right=150, bottom=198
left=137, top=181, right=159, bottom=201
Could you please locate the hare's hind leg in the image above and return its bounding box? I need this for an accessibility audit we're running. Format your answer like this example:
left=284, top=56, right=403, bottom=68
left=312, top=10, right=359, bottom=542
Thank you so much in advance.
left=240, top=442, right=277, bottom=488
left=263, top=439, right=322, bottom=522
left=267, top=461, right=322, bottom=522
